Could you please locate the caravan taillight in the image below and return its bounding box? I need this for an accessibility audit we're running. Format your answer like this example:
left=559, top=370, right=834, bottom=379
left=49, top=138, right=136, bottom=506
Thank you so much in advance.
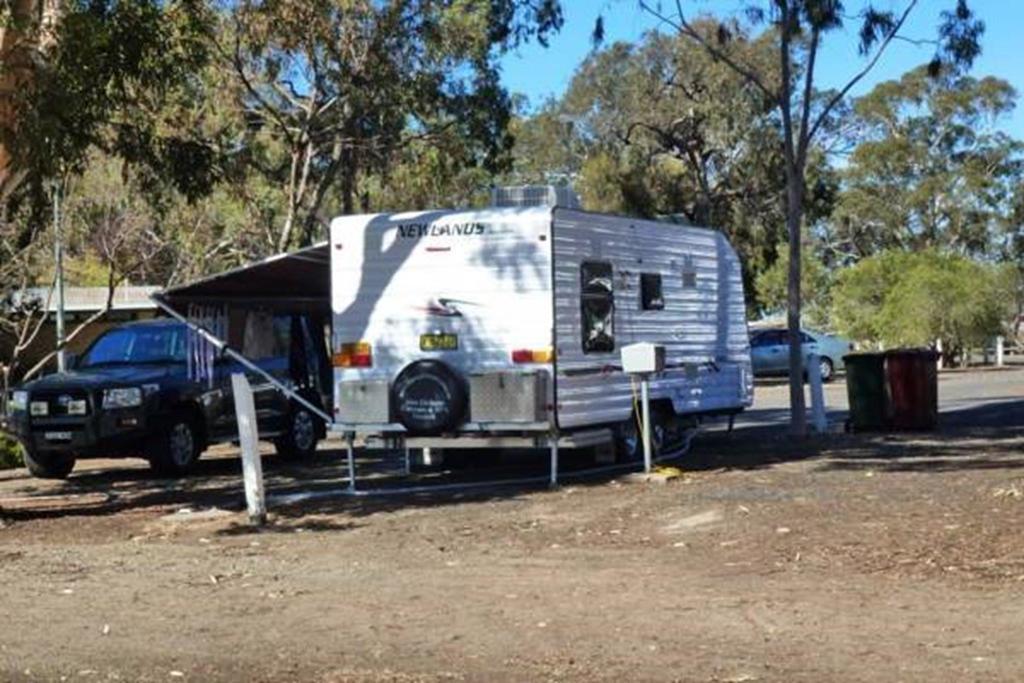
left=511, top=348, right=554, bottom=364
left=334, top=342, right=372, bottom=368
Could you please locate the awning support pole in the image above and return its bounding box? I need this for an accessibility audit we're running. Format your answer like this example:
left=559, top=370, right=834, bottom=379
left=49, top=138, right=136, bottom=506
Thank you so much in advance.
left=346, top=432, right=357, bottom=493
left=152, top=295, right=333, bottom=425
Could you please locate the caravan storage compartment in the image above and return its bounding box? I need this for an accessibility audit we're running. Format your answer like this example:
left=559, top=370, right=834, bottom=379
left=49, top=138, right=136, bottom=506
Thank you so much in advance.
left=338, top=379, right=391, bottom=424
left=469, top=371, right=547, bottom=423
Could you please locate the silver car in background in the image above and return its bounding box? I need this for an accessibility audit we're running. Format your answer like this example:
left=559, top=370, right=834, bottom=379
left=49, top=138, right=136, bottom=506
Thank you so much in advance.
left=749, top=328, right=854, bottom=382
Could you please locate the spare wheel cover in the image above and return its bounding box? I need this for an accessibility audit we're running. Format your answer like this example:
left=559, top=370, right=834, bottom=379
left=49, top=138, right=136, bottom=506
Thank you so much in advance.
left=393, top=361, right=466, bottom=434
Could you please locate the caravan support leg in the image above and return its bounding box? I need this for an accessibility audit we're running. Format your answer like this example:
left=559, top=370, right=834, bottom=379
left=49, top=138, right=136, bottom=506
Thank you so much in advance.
left=345, top=433, right=357, bottom=493
left=548, top=436, right=559, bottom=489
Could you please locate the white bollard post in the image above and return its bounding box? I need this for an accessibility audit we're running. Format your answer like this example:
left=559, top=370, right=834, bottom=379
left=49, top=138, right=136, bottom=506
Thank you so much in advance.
left=232, top=373, right=266, bottom=525
left=422, top=447, right=433, bottom=467
left=549, top=436, right=559, bottom=488
left=807, top=354, right=827, bottom=434
left=996, top=336, right=1005, bottom=367
left=345, top=433, right=357, bottom=493
left=936, top=339, right=944, bottom=370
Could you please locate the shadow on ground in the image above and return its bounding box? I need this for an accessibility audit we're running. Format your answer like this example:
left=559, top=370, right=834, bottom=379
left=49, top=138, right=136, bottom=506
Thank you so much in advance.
left=1, top=395, right=1021, bottom=524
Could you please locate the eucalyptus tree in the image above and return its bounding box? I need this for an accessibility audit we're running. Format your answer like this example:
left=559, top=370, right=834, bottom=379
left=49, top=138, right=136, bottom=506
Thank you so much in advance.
left=5, top=0, right=215, bottom=210
left=835, top=66, right=1021, bottom=259
left=223, top=0, right=562, bottom=251
left=532, top=26, right=837, bottom=305
left=617, top=0, right=985, bottom=434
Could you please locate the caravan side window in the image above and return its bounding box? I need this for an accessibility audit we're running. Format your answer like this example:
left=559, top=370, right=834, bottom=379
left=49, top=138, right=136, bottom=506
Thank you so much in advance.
left=581, top=261, right=615, bottom=353
left=640, top=273, right=664, bottom=310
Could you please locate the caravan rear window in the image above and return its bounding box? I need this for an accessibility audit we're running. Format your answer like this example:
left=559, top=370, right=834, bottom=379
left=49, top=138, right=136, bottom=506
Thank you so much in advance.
left=581, top=261, right=615, bottom=353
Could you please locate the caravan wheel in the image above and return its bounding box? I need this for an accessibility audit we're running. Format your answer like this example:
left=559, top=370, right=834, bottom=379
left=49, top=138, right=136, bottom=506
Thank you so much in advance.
left=614, top=411, right=667, bottom=463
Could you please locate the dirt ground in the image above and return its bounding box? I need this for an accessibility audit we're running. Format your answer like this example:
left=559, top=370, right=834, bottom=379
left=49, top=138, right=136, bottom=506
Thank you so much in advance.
left=1, top=368, right=1023, bottom=682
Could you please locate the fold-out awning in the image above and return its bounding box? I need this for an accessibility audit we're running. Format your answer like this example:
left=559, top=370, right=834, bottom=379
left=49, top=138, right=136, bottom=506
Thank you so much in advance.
left=156, top=241, right=331, bottom=311
left=151, top=241, right=335, bottom=424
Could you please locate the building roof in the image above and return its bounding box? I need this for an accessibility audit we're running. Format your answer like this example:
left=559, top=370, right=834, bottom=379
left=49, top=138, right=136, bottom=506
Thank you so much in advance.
left=10, top=286, right=161, bottom=313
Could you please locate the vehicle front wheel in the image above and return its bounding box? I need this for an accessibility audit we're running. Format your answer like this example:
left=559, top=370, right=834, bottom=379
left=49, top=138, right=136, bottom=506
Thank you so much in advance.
left=148, top=416, right=200, bottom=476
left=274, top=405, right=321, bottom=460
left=23, top=447, right=75, bottom=479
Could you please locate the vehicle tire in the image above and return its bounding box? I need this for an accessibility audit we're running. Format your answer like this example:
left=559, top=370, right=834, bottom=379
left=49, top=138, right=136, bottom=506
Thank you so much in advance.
left=392, top=360, right=467, bottom=435
left=818, top=356, right=835, bottom=383
left=147, top=415, right=200, bottom=476
left=275, top=403, right=321, bottom=459
left=613, top=409, right=667, bottom=463
left=23, top=447, right=75, bottom=479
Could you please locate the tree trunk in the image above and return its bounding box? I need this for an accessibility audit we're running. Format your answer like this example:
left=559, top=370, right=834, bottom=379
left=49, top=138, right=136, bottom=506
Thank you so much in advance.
left=340, top=155, right=355, bottom=216
left=0, top=0, right=37, bottom=195
left=785, top=174, right=807, bottom=436
left=776, top=0, right=807, bottom=437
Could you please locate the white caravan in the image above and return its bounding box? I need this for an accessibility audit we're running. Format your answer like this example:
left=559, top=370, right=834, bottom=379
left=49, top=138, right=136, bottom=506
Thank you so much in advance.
left=329, top=205, right=753, bottom=458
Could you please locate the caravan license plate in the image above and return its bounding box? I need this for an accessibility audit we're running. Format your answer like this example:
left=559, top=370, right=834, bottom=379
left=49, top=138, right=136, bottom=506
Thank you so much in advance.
left=420, top=333, right=458, bottom=351
left=45, top=431, right=72, bottom=442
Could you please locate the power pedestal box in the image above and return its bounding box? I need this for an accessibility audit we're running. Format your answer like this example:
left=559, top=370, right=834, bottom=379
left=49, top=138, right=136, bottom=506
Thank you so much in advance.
left=620, top=342, right=665, bottom=375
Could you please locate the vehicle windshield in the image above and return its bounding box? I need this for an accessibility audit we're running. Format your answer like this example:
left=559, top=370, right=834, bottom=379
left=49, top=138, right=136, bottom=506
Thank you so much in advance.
left=79, top=326, right=187, bottom=367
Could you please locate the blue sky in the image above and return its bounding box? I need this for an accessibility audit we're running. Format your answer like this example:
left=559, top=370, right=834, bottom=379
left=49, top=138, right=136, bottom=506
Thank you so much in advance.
left=500, top=0, right=1024, bottom=139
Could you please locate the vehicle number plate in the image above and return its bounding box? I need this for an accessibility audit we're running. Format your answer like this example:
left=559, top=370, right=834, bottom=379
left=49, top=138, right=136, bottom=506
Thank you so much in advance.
left=44, top=431, right=72, bottom=442
left=419, top=333, right=458, bottom=351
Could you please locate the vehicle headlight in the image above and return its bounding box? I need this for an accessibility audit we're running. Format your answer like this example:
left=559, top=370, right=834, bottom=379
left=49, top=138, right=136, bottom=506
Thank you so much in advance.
left=8, top=391, right=28, bottom=413
left=102, top=387, right=143, bottom=409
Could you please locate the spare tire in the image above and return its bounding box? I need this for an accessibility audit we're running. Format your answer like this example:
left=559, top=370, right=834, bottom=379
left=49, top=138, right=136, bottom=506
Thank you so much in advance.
left=392, top=360, right=467, bottom=435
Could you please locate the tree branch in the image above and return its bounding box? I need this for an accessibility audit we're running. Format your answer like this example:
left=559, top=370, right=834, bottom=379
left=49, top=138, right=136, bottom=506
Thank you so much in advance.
left=796, top=26, right=821, bottom=171
left=806, top=0, right=919, bottom=144
left=635, top=0, right=776, bottom=102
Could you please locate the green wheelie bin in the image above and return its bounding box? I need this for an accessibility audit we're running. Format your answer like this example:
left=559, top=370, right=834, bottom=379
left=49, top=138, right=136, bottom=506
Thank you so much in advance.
left=844, top=352, right=888, bottom=432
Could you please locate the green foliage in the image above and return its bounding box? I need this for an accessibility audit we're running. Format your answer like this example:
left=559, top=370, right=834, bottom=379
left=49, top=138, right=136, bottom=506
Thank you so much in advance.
left=831, top=250, right=1010, bottom=355
left=360, top=142, right=493, bottom=212
left=511, top=27, right=838, bottom=306
left=9, top=0, right=216, bottom=203
left=0, top=434, right=24, bottom=470
left=755, top=246, right=832, bottom=328
left=830, top=251, right=918, bottom=343
left=833, top=65, right=1022, bottom=259
left=227, top=0, right=564, bottom=249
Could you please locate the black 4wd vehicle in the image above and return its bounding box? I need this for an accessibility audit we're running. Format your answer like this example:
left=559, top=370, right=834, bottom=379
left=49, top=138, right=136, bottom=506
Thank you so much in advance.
left=5, top=315, right=331, bottom=479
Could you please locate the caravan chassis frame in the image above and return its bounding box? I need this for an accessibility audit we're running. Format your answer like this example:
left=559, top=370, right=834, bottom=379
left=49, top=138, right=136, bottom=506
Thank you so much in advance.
left=329, top=423, right=616, bottom=489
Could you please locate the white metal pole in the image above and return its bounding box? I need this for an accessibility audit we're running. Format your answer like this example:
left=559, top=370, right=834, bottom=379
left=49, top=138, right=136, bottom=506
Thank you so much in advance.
left=996, top=336, right=1005, bottom=367
left=936, top=339, right=944, bottom=370
left=807, top=353, right=827, bottom=434
left=640, top=376, right=652, bottom=474
left=232, top=373, right=266, bottom=526
left=53, top=182, right=66, bottom=373
left=346, top=433, right=357, bottom=493
left=549, top=436, right=559, bottom=488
